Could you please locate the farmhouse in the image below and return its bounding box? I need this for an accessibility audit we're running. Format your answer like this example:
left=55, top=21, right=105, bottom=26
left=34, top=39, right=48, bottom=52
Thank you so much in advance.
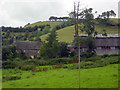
left=13, top=37, right=42, bottom=59
left=68, top=34, right=120, bottom=55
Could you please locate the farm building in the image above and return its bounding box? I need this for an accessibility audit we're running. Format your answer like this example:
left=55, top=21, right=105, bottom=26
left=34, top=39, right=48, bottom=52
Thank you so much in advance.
left=13, top=37, right=42, bottom=59
left=67, top=34, right=120, bottom=56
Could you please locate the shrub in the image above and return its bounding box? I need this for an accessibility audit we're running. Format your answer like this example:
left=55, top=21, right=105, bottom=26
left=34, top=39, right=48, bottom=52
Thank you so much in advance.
left=107, top=57, right=119, bottom=64
left=70, top=50, right=76, bottom=57
left=14, top=58, right=21, bottom=61
left=110, top=54, right=119, bottom=56
left=50, top=58, right=72, bottom=65
left=2, top=59, right=19, bottom=69
left=20, top=64, right=35, bottom=71
left=87, top=56, right=101, bottom=62
left=38, top=60, right=49, bottom=66
left=95, top=60, right=106, bottom=67
left=101, top=54, right=110, bottom=58
left=3, top=75, right=21, bottom=81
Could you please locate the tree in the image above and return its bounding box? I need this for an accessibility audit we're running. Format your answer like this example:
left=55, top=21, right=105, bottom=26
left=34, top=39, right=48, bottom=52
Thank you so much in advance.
left=24, top=31, right=29, bottom=40
left=42, top=26, right=50, bottom=34
left=59, top=43, right=69, bottom=57
left=79, top=8, right=97, bottom=36
left=40, top=30, right=60, bottom=58
left=96, top=10, right=116, bottom=25
left=84, top=36, right=96, bottom=57
left=2, top=46, right=17, bottom=60
left=100, top=10, right=116, bottom=19
left=102, top=29, right=107, bottom=37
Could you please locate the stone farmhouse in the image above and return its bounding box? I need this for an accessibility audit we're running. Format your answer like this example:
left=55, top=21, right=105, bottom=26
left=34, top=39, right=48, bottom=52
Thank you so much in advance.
left=13, top=34, right=120, bottom=58
left=13, top=37, right=42, bottom=59
left=68, top=34, right=120, bottom=56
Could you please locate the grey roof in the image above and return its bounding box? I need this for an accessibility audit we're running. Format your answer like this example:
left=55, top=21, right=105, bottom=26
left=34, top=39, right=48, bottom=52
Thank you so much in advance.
left=16, top=41, right=42, bottom=50
left=67, top=37, right=120, bottom=47
left=79, top=34, right=120, bottom=37
left=95, top=37, right=120, bottom=47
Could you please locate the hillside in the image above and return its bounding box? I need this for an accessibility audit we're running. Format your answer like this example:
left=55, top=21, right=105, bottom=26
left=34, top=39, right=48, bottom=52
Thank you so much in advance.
left=24, top=21, right=63, bottom=29
left=40, top=24, right=119, bottom=43
left=2, top=19, right=119, bottom=46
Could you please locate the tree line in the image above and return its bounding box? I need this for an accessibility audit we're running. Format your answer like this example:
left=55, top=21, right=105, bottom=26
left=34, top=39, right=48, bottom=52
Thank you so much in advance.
left=2, top=24, right=50, bottom=32
left=49, top=16, right=69, bottom=21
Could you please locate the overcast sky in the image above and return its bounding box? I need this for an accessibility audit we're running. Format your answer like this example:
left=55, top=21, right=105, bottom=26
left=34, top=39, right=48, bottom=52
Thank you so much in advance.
left=0, top=0, right=119, bottom=27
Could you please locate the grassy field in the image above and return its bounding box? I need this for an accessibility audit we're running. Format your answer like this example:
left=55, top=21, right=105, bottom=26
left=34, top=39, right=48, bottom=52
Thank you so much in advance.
left=2, top=64, right=118, bottom=88
left=40, top=24, right=119, bottom=43
left=0, top=69, right=2, bottom=89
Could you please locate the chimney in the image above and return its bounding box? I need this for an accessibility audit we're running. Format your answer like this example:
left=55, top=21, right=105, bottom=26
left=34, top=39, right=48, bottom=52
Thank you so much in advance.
left=13, top=36, right=16, bottom=46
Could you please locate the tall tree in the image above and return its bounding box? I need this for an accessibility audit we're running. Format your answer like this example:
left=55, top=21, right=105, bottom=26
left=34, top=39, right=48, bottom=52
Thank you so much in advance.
left=79, top=8, right=97, bottom=36
left=100, top=10, right=116, bottom=19
left=40, top=30, right=60, bottom=58
left=96, top=10, right=116, bottom=25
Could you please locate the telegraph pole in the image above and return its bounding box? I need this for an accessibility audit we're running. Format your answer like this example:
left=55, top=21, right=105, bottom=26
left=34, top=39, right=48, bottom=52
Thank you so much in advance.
left=74, top=1, right=80, bottom=89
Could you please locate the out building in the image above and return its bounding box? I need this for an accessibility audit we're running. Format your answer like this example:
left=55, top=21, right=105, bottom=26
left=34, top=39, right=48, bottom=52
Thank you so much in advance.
left=67, top=34, right=120, bottom=56
left=13, top=37, right=42, bottom=59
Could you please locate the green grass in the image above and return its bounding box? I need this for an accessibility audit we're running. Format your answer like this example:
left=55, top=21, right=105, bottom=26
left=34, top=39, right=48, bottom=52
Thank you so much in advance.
left=40, top=24, right=119, bottom=43
left=0, top=69, right=2, bottom=89
left=24, top=21, right=63, bottom=29
left=2, top=64, right=118, bottom=88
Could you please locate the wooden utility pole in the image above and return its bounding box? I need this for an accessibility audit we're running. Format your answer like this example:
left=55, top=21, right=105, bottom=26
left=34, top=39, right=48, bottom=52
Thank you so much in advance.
left=74, top=2, right=79, bottom=38
left=74, top=2, right=79, bottom=55
left=74, top=1, right=80, bottom=89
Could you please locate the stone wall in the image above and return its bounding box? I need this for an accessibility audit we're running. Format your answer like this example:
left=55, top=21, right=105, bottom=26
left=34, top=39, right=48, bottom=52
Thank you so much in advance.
left=95, top=49, right=119, bottom=55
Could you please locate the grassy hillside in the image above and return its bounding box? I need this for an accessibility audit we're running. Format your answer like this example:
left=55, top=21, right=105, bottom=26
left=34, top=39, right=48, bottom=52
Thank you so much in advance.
left=40, top=24, right=119, bottom=43
left=2, top=64, right=118, bottom=88
left=4, top=18, right=117, bottom=43
left=24, top=21, right=63, bottom=29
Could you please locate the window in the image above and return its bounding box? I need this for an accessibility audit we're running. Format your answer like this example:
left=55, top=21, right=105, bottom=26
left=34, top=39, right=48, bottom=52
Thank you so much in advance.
left=38, top=50, right=40, bottom=53
left=97, top=47, right=102, bottom=50
left=111, top=47, right=115, bottom=49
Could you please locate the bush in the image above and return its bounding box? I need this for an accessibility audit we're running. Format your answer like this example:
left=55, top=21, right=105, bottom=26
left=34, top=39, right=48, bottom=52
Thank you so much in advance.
left=2, top=59, right=15, bottom=69
left=3, top=75, right=21, bottom=81
left=70, top=50, right=76, bottom=57
left=101, top=54, right=110, bottom=58
left=14, top=58, right=21, bottom=61
left=110, top=54, right=119, bottom=57
left=106, top=57, right=119, bottom=64
left=50, top=58, right=73, bottom=65
left=69, top=61, right=95, bottom=69
left=95, top=60, right=106, bottom=67
left=87, top=56, right=101, bottom=62
left=38, top=60, right=49, bottom=66
left=20, top=64, right=35, bottom=71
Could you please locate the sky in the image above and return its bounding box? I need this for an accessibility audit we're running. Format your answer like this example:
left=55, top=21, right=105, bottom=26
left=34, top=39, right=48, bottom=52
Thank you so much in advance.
left=0, top=0, right=119, bottom=27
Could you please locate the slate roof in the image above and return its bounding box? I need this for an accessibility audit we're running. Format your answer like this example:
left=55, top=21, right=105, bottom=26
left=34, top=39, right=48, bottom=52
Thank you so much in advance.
left=67, top=37, right=120, bottom=48
left=16, top=41, right=42, bottom=50
left=79, top=34, right=120, bottom=37
left=95, top=37, right=120, bottom=47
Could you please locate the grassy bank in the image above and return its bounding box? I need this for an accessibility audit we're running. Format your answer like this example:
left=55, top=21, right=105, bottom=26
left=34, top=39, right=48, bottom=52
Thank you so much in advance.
left=2, top=64, right=118, bottom=88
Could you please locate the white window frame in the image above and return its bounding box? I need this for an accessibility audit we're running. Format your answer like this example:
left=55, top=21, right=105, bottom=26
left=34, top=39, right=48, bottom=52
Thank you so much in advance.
left=97, top=47, right=102, bottom=50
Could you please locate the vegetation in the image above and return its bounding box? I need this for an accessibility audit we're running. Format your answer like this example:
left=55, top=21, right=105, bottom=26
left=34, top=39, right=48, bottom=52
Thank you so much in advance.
left=79, top=8, right=97, bottom=36
left=49, top=16, right=69, bottom=21
left=2, top=63, right=118, bottom=88
left=40, top=30, right=60, bottom=58
left=1, top=7, right=119, bottom=89
left=40, top=22, right=119, bottom=43
left=24, top=21, right=62, bottom=29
